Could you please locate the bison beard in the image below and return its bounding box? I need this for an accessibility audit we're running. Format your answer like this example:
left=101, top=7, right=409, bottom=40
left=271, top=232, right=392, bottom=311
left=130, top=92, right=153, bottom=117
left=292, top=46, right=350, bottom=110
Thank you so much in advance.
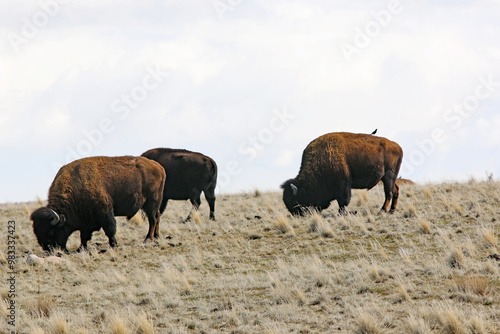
left=281, top=132, right=403, bottom=216
left=30, top=156, right=165, bottom=252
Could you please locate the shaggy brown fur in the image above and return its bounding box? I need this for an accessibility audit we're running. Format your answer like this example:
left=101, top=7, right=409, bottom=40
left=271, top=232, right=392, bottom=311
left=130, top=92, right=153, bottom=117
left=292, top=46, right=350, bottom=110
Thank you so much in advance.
left=281, top=132, right=403, bottom=215
left=141, top=148, right=217, bottom=221
left=31, top=156, right=165, bottom=251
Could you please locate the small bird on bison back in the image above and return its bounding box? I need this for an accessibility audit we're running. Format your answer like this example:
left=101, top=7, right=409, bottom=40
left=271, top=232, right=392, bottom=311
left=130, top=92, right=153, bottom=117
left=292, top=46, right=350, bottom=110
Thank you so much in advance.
left=281, top=132, right=403, bottom=216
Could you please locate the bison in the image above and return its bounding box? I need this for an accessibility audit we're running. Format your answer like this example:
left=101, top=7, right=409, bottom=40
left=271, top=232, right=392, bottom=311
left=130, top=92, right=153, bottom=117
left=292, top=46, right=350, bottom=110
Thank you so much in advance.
left=30, top=156, right=166, bottom=252
left=141, top=148, right=217, bottom=221
left=377, top=177, right=415, bottom=187
left=281, top=132, right=403, bottom=215
left=395, top=177, right=415, bottom=186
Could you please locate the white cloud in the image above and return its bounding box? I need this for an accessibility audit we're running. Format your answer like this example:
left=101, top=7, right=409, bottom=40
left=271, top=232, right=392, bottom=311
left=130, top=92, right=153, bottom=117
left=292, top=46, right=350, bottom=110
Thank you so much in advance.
left=1, top=1, right=500, bottom=201
left=273, top=149, right=297, bottom=167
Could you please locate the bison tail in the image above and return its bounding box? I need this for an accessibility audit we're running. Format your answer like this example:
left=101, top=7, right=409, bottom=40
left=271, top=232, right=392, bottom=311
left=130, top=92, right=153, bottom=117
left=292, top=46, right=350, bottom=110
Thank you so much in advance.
left=207, top=159, right=218, bottom=189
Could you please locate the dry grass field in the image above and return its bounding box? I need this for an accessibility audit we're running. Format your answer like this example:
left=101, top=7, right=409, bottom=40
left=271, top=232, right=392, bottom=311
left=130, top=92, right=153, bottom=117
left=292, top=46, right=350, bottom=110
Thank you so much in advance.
left=1, top=180, right=499, bottom=333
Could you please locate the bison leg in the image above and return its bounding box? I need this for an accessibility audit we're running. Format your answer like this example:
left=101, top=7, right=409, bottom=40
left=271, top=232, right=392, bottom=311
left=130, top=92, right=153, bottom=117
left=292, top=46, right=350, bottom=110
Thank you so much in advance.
left=337, top=183, right=352, bottom=214
left=143, top=204, right=160, bottom=242
left=204, top=186, right=216, bottom=220
left=144, top=212, right=159, bottom=242
left=389, top=183, right=399, bottom=213
left=153, top=210, right=161, bottom=239
left=159, top=198, right=168, bottom=215
left=101, top=213, right=118, bottom=248
left=185, top=190, right=202, bottom=222
left=78, top=230, right=93, bottom=251
left=142, top=193, right=163, bottom=241
left=380, top=177, right=396, bottom=213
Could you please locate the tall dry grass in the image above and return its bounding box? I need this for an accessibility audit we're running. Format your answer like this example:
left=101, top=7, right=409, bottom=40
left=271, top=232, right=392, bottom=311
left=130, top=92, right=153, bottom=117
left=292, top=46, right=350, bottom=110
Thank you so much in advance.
left=0, top=180, right=498, bottom=332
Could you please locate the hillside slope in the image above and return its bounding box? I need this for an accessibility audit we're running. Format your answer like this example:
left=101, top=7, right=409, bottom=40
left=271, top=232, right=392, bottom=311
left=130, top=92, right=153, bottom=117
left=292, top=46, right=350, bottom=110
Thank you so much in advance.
left=1, top=180, right=499, bottom=333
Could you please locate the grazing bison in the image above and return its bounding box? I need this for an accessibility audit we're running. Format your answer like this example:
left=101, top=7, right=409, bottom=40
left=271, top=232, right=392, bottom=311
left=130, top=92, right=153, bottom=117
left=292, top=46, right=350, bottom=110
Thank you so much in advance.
left=141, top=148, right=217, bottom=221
left=377, top=177, right=415, bottom=187
left=281, top=132, right=403, bottom=215
left=30, top=156, right=165, bottom=252
left=395, top=177, right=415, bottom=186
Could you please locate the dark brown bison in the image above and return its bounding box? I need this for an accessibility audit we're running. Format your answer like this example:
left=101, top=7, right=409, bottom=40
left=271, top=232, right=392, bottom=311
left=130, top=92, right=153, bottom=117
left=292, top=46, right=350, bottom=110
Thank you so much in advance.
left=30, top=156, right=165, bottom=252
left=141, top=148, right=217, bottom=220
left=281, top=132, right=403, bottom=215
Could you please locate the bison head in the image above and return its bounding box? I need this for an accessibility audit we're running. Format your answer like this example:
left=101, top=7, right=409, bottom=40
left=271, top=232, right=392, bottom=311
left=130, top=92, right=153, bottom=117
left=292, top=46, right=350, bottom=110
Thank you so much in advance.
left=281, top=180, right=312, bottom=216
left=281, top=179, right=330, bottom=216
left=31, top=207, right=70, bottom=252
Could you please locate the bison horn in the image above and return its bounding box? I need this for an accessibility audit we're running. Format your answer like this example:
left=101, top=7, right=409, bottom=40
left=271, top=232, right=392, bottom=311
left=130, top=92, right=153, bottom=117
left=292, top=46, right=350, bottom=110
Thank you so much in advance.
left=290, top=183, right=298, bottom=196
left=48, top=208, right=61, bottom=226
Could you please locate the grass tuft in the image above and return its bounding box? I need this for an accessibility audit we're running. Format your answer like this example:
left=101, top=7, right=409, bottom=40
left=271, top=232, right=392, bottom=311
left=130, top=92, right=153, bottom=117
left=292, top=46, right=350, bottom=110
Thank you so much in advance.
left=396, top=283, right=411, bottom=302
left=47, top=313, right=71, bottom=334
left=468, top=314, right=489, bottom=334
left=357, top=190, right=369, bottom=206
left=134, top=313, right=154, bottom=334
left=451, top=201, right=464, bottom=216
left=308, top=212, right=333, bottom=238
left=424, top=187, right=433, bottom=201
left=355, top=310, right=385, bottom=334
left=399, top=248, right=413, bottom=265
left=74, top=328, right=90, bottom=334
left=405, top=203, right=418, bottom=218
left=405, top=315, right=431, bottom=334
left=448, top=247, right=464, bottom=269
left=27, top=294, right=56, bottom=317
left=418, top=218, right=432, bottom=234
left=190, top=211, right=202, bottom=224
left=32, top=327, right=45, bottom=334
left=438, top=306, right=466, bottom=334
left=273, top=214, right=295, bottom=236
left=129, top=212, right=144, bottom=225
left=453, top=275, right=489, bottom=296
left=482, top=228, right=497, bottom=247
left=24, top=203, right=31, bottom=216
left=36, top=196, right=45, bottom=207
left=109, top=314, right=131, bottom=334
left=292, top=288, right=307, bottom=306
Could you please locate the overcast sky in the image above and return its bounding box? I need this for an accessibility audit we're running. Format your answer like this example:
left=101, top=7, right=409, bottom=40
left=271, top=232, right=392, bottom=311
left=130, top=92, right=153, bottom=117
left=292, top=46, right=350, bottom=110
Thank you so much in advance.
left=1, top=0, right=499, bottom=203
